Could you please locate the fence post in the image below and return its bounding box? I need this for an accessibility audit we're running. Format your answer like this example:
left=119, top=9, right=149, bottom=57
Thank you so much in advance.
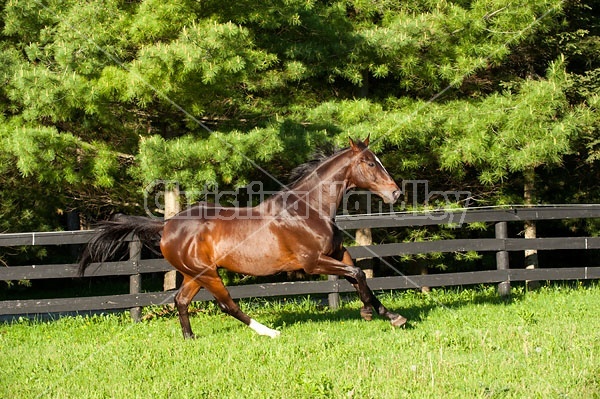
left=495, top=221, right=511, bottom=297
left=129, top=237, right=142, bottom=322
left=328, top=275, right=340, bottom=309
left=163, top=185, right=181, bottom=291
left=356, top=227, right=374, bottom=279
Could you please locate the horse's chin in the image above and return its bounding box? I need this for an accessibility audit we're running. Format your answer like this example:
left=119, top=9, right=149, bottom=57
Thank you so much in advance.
left=379, top=193, right=398, bottom=204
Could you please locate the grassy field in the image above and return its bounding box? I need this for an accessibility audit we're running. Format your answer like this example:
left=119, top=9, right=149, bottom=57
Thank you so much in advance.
left=1, top=284, right=599, bottom=398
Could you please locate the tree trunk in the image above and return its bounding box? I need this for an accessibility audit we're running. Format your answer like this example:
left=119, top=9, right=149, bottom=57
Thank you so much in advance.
left=524, top=167, right=540, bottom=289
left=359, top=70, right=369, bottom=98
left=163, top=186, right=181, bottom=291
left=355, top=227, right=374, bottom=278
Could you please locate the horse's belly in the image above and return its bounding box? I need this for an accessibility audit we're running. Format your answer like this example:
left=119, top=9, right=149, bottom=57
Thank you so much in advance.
left=212, top=226, right=306, bottom=276
left=215, top=240, right=293, bottom=275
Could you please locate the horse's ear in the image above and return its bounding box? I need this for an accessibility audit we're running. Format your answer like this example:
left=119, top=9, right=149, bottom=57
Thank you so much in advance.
left=363, top=134, right=370, bottom=147
left=349, top=136, right=360, bottom=153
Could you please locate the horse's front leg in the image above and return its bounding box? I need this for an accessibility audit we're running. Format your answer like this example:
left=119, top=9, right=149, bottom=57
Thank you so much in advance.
left=311, top=250, right=407, bottom=327
left=338, top=250, right=375, bottom=321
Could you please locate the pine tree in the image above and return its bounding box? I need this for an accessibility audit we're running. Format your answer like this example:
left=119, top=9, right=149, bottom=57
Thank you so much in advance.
left=1, top=0, right=598, bottom=265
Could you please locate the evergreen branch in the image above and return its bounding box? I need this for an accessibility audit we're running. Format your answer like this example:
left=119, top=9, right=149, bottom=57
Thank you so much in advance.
left=483, top=7, right=509, bottom=21
left=29, top=0, right=290, bottom=191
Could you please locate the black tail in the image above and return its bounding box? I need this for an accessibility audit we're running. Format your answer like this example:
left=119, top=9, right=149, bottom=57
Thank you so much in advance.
left=78, top=215, right=165, bottom=277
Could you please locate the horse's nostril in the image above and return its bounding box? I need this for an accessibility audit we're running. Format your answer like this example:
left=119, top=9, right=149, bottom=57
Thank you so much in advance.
left=392, top=190, right=401, bottom=201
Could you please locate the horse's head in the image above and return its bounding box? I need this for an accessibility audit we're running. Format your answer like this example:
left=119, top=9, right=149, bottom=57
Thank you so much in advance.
left=346, top=136, right=401, bottom=204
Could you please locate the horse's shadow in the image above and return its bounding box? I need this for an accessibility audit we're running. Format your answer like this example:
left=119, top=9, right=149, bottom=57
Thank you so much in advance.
left=268, top=290, right=521, bottom=330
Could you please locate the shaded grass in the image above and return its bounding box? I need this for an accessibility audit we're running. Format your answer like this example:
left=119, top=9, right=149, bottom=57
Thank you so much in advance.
left=1, top=284, right=599, bottom=398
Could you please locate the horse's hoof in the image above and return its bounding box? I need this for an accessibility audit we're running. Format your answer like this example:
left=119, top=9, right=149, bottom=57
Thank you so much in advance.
left=360, top=309, right=373, bottom=321
left=391, top=315, right=407, bottom=328
left=269, top=330, right=281, bottom=339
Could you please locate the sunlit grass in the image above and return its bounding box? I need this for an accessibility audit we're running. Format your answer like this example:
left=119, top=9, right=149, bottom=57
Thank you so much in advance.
left=1, top=284, right=599, bottom=398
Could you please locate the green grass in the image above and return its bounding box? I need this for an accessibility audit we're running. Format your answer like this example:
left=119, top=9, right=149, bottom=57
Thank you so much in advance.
left=1, top=284, right=599, bottom=398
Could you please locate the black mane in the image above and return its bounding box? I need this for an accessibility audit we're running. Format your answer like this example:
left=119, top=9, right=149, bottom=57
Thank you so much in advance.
left=287, top=145, right=343, bottom=188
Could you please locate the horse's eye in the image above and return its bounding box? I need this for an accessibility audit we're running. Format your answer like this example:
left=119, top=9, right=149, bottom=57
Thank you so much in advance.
left=368, top=162, right=375, bottom=167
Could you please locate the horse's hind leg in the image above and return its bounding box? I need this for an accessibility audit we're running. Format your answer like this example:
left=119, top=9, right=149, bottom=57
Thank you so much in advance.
left=200, top=270, right=280, bottom=338
left=175, top=274, right=202, bottom=339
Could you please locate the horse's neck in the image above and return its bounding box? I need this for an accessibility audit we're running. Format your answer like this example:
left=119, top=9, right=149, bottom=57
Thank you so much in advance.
left=284, top=150, right=352, bottom=219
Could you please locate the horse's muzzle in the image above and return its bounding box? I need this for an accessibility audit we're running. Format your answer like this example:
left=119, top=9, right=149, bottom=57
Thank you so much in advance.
left=381, top=189, right=402, bottom=204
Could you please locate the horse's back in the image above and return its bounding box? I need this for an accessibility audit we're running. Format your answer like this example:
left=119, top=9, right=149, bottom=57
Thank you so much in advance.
left=162, top=202, right=308, bottom=275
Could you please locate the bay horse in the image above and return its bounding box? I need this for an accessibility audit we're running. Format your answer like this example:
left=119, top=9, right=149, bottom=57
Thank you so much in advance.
left=79, top=136, right=407, bottom=338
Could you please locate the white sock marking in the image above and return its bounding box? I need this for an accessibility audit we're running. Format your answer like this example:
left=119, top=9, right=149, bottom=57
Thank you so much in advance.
left=249, top=319, right=281, bottom=338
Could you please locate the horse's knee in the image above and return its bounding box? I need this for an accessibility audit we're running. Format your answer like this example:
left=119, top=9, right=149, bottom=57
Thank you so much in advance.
left=349, top=266, right=366, bottom=281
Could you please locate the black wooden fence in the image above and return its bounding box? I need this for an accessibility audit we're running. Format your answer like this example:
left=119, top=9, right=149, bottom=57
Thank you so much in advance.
left=1, top=205, right=600, bottom=320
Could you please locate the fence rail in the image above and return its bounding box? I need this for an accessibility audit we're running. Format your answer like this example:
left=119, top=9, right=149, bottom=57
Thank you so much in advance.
left=1, top=205, right=600, bottom=319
